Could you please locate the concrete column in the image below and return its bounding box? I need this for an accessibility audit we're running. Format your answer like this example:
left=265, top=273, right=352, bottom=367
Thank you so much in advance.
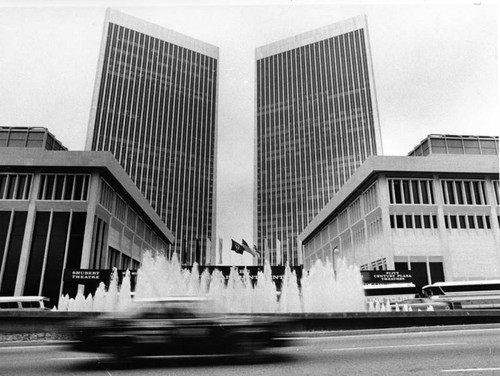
left=14, top=174, right=41, bottom=296
left=432, top=175, right=450, bottom=280
left=58, top=210, right=74, bottom=299
left=377, top=175, right=393, bottom=268
left=484, top=178, right=500, bottom=273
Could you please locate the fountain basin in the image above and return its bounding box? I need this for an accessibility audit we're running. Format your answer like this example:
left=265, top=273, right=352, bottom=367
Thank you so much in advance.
left=2, top=310, right=500, bottom=343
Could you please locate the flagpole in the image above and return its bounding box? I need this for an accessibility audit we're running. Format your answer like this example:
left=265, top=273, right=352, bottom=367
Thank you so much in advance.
left=286, top=238, right=290, bottom=266
left=190, top=243, right=193, bottom=265
left=220, top=238, right=223, bottom=265
left=281, top=241, right=284, bottom=266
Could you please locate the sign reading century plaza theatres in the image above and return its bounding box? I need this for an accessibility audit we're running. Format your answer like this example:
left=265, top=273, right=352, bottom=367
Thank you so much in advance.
left=361, top=270, right=414, bottom=284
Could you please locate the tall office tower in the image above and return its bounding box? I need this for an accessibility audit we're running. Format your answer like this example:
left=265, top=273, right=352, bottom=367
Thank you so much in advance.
left=254, top=15, right=382, bottom=266
left=86, top=9, right=218, bottom=264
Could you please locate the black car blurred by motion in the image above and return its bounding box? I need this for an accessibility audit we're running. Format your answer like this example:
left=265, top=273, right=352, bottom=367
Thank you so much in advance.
left=70, top=297, right=293, bottom=360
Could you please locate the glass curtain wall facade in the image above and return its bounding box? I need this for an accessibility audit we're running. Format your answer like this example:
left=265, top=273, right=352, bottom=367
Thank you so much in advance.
left=255, top=15, right=382, bottom=265
left=87, top=10, right=218, bottom=264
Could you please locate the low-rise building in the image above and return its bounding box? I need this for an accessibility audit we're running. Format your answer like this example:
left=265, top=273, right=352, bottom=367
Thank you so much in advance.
left=0, top=128, right=174, bottom=307
left=299, top=135, right=499, bottom=287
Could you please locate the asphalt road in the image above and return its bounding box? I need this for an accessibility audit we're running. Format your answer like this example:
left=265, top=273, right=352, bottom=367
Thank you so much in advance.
left=1, top=327, right=499, bottom=376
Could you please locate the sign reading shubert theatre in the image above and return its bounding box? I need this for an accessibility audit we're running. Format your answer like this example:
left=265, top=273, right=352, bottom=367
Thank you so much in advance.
left=361, top=270, right=413, bottom=284
left=64, top=269, right=137, bottom=284
left=66, top=270, right=102, bottom=282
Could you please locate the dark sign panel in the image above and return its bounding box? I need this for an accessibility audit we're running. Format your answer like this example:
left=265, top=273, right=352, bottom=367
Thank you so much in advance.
left=183, top=265, right=303, bottom=289
left=65, top=268, right=411, bottom=288
left=187, top=265, right=303, bottom=280
left=361, top=270, right=413, bottom=284
left=64, top=269, right=137, bottom=284
left=63, top=266, right=303, bottom=290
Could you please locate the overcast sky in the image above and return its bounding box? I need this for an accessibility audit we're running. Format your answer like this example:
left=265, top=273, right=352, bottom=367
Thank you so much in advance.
left=0, top=0, right=498, bottom=264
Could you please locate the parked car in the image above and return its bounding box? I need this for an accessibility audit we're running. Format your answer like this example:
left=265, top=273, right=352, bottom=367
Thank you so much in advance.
left=399, top=297, right=454, bottom=311
left=69, top=297, right=293, bottom=360
left=0, top=296, right=50, bottom=310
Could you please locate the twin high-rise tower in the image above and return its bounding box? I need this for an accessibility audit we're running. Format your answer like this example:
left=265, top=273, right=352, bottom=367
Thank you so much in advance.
left=87, top=10, right=381, bottom=266
left=87, top=10, right=218, bottom=264
left=254, top=15, right=382, bottom=265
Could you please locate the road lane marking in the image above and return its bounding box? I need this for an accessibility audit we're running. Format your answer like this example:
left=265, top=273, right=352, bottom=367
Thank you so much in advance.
left=441, top=367, right=500, bottom=373
left=322, top=342, right=467, bottom=352
left=0, top=345, right=66, bottom=351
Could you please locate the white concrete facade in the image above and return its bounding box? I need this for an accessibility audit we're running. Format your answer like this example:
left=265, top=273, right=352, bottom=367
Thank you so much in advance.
left=299, top=154, right=500, bottom=284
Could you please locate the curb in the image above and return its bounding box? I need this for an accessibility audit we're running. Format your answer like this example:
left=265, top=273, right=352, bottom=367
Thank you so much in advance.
left=288, top=323, right=500, bottom=337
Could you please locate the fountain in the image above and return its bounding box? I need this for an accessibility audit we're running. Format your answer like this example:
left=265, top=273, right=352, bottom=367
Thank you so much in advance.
left=56, top=251, right=367, bottom=313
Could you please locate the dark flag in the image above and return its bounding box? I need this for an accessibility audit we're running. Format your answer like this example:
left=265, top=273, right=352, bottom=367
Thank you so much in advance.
left=242, top=239, right=260, bottom=258
left=231, top=239, right=245, bottom=255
